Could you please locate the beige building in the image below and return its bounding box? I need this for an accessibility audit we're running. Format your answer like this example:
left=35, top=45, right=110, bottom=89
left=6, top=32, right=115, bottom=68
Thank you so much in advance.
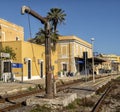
left=57, top=36, right=92, bottom=75
left=100, top=54, right=120, bottom=73
left=101, top=54, right=120, bottom=63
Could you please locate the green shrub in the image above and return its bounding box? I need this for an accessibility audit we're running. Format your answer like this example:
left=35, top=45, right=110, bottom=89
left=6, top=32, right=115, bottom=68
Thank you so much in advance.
left=30, top=105, right=52, bottom=112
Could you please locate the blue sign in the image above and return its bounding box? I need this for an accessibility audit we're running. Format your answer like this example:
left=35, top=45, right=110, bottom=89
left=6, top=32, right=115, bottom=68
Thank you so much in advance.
left=12, top=63, right=23, bottom=68
left=77, top=61, right=84, bottom=64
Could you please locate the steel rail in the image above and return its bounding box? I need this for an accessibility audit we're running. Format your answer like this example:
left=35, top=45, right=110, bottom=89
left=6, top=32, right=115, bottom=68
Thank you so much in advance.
left=0, top=89, right=43, bottom=111
left=91, top=83, right=113, bottom=112
left=0, top=74, right=116, bottom=111
left=0, top=102, right=26, bottom=112
left=0, top=80, right=81, bottom=111
left=0, top=89, right=43, bottom=102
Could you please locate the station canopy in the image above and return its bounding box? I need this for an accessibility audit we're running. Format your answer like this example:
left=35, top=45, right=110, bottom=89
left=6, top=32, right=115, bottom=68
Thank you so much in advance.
left=88, top=57, right=106, bottom=64
left=75, top=57, right=106, bottom=64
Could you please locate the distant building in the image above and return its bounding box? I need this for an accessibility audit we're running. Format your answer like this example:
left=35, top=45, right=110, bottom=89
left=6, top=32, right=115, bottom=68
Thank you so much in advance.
left=100, top=54, right=120, bottom=63
left=100, top=54, right=120, bottom=73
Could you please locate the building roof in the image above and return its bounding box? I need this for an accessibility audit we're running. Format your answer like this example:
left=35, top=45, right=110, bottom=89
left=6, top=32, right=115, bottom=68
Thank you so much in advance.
left=0, top=18, right=23, bottom=29
left=59, top=35, right=91, bottom=47
left=88, top=57, right=106, bottom=64
left=75, top=56, right=106, bottom=64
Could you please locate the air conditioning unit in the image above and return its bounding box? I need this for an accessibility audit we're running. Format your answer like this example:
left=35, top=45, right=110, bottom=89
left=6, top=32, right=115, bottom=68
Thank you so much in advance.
left=24, top=58, right=28, bottom=64
left=38, top=59, right=41, bottom=64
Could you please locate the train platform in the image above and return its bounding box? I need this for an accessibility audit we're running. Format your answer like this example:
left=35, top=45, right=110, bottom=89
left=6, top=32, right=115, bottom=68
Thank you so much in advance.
left=26, top=74, right=120, bottom=109
left=0, top=75, right=83, bottom=96
left=0, top=74, right=119, bottom=97
left=0, top=74, right=119, bottom=112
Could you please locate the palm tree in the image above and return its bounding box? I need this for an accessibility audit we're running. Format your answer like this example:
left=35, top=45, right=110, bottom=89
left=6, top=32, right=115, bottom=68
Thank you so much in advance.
left=29, top=28, right=60, bottom=51
left=28, top=28, right=46, bottom=45
left=29, top=8, right=66, bottom=50
left=47, top=8, right=66, bottom=50
left=47, top=8, right=66, bottom=33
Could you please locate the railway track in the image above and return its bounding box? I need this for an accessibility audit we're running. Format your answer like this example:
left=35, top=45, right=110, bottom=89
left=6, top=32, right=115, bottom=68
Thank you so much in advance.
left=91, top=84, right=113, bottom=112
left=91, top=78, right=120, bottom=112
left=0, top=89, right=43, bottom=112
left=0, top=77, right=83, bottom=111
left=0, top=74, right=118, bottom=112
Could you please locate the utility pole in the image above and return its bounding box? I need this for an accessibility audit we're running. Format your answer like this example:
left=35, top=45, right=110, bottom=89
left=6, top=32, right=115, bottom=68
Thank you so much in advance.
left=69, top=40, right=71, bottom=72
left=21, top=6, right=53, bottom=98
left=91, top=38, right=95, bottom=83
left=83, top=52, right=87, bottom=82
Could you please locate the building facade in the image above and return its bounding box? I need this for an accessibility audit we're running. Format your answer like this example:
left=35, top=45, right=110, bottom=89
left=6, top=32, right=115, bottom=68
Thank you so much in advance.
left=0, top=18, right=58, bottom=81
left=100, top=54, right=120, bottom=73
left=0, top=18, right=24, bottom=41
left=57, top=36, right=92, bottom=76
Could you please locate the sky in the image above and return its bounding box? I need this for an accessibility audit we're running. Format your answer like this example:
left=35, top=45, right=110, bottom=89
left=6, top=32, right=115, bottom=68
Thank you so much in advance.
left=0, top=0, right=120, bottom=55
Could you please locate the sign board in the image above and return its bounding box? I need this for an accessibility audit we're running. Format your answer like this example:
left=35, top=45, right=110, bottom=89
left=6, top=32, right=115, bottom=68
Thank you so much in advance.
left=1, top=52, right=10, bottom=58
left=77, top=61, right=84, bottom=64
left=12, top=63, right=23, bottom=68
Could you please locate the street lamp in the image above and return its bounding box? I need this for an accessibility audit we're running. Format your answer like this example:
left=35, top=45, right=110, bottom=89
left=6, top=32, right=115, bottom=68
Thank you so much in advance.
left=91, top=38, right=95, bottom=82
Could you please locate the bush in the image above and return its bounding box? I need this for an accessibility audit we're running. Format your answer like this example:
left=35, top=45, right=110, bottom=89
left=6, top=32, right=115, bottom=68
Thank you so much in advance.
left=30, top=105, right=52, bottom=112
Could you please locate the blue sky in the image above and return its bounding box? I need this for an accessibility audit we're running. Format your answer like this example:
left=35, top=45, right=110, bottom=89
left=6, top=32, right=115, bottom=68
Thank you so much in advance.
left=0, top=0, right=120, bottom=55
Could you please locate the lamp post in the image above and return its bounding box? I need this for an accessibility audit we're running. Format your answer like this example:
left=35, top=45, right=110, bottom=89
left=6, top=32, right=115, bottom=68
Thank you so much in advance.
left=91, top=38, right=95, bottom=82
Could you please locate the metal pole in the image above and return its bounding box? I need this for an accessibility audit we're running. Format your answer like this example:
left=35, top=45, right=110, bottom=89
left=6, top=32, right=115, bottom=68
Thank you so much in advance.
left=85, top=52, right=87, bottom=82
left=69, top=40, right=71, bottom=72
left=91, top=38, right=95, bottom=82
left=21, top=65, right=23, bottom=83
left=45, top=22, right=53, bottom=98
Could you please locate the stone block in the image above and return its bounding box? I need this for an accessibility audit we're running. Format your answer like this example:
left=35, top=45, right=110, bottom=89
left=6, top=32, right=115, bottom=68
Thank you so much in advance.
left=26, top=93, right=77, bottom=109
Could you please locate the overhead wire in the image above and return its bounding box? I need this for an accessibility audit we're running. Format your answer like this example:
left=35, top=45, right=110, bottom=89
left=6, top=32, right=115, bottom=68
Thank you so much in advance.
left=27, top=11, right=40, bottom=77
left=27, top=13, right=32, bottom=38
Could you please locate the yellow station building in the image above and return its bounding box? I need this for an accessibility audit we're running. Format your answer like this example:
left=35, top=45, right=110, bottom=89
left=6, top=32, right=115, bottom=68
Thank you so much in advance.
left=1, top=18, right=102, bottom=81
left=0, top=18, right=58, bottom=81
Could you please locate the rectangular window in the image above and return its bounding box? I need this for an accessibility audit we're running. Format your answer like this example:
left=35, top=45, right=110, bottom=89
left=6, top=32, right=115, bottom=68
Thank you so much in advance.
left=4, top=62, right=11, bottom=72
left=61, top=45, right=67, bottom=58
left=63, top=63, right=67, bottom=71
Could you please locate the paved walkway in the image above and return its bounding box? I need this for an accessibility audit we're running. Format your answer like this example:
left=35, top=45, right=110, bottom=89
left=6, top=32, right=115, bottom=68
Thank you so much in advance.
left=0, top=74, right=119, bottom=96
